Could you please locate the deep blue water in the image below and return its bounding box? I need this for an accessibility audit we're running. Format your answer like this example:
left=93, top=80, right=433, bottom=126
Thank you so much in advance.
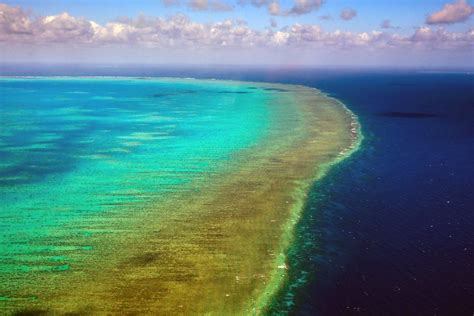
left=1, top=65, right=473, bottom=315
left=268, top=71, right=474, bottom=316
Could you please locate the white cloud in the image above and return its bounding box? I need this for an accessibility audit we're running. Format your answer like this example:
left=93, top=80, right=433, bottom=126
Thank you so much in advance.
left=0, top=3, right=33, bottom=39
left=286, top=0, right=324, bottom=16
left=0, top=3, right=472, bottom=53
left=240, top=0, right=323, bottom=16
left=411, top=25, right=474, bottom=50
left=426, top=0, right=474, bottom=24
left=268, top=2, right=281, bottom=15
left=340, top=8, right=357, bottom=21
left=272, top=31, right=289, bottom=45
left=189, top=0, right=233, bottom=11
left=159, top=0, right=233, bottom=11
left=39, top=13, right=95, bottom=42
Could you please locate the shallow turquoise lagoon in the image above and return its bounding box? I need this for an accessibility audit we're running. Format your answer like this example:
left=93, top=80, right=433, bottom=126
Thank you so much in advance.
left=0, top=77, right=271, bottom=274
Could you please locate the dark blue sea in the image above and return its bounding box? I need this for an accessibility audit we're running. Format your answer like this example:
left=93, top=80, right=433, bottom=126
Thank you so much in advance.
left=2, top=64, right=473, bottom=315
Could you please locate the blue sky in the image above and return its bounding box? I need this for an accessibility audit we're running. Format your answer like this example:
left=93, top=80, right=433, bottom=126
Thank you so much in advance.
left=0, top=0, right=473, bottom=66
left=4, top=0, right=471, bottom=32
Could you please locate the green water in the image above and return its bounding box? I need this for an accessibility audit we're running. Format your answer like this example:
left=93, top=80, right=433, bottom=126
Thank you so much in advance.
left=0, top=77, right=271, bottom=277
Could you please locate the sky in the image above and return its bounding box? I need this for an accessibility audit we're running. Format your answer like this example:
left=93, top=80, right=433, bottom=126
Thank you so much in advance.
left=0, top=0, right=473, bottom=67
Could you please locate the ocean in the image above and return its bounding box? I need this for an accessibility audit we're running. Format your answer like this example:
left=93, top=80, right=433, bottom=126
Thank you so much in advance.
left=1, top=65, right=473, bottom=315
left=264, top=70, right=474, bottom=315
left=0, top=77, right=269, bottom=263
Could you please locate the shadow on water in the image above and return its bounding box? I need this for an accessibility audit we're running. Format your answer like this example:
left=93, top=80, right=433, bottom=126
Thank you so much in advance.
left=377, top=111, right=438, bottom=118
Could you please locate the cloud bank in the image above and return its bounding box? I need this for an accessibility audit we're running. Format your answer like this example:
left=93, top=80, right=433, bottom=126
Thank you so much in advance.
left=0, top=3, right=473, bottom=65
left=426, top=0, right=474, bottom=24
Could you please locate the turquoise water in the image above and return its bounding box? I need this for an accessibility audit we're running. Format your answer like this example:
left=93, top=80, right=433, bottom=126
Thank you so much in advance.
left=0, top=77, right=270, bottom=276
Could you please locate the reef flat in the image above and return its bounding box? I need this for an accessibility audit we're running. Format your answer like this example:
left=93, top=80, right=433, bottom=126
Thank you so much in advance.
left=0, top=78, right=360, bottom=314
